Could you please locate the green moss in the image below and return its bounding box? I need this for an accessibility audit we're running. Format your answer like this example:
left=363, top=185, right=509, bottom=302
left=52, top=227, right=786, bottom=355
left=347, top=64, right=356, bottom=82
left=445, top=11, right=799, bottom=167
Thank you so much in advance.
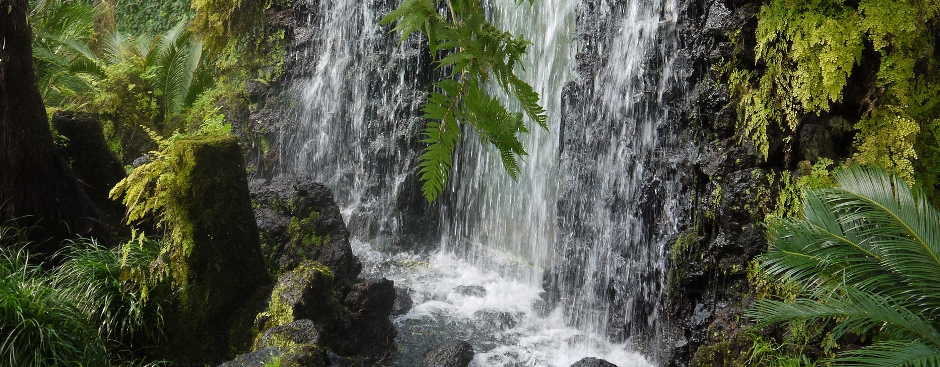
left=259, top=260, right=335, bottom=333
left=288, top=210, right=326, bottom=248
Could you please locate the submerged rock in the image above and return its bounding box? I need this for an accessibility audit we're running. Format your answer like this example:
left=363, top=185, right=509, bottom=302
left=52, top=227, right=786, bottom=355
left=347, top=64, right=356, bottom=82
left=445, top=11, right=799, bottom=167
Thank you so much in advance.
left=454, top=285, right=487, bottom=297
left=423, top=341, right=474, bottom=367
left=570, top=357, right=618, bottom=367
left=250, top=175, right=362, bottom=281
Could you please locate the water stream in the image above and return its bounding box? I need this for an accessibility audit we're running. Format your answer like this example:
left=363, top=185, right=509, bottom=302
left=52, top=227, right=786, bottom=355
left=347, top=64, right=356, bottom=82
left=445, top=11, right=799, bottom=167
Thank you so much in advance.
left=278, top=0, right=685, bottom=365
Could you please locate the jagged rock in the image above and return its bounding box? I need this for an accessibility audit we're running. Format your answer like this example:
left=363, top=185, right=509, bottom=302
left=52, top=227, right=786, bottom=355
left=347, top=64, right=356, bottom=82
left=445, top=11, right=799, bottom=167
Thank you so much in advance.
left=570, top=357, right=618, bottom=367
left=249, top=175, right=362, bottom=281
left=454, top=285, right=487, bottom=297
left=423, top=341, right=474, bottom=367
left=393, top=287, right=414, bottom=316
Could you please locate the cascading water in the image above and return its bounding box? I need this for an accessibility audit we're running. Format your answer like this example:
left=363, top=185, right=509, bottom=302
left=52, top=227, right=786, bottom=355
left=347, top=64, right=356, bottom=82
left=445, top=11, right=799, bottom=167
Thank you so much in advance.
left=278, top=0, right=688, bottom=365
left=276, top=0, right=433, bottom=248
left=549, top=0, right=687, bottom=348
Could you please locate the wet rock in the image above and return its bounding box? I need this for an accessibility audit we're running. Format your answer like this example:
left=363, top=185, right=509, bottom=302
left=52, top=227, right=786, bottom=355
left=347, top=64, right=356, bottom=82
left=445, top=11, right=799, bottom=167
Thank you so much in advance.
left=256, top=260, right=342, bottom=341
left=532, top=298, right=553, bottom=317
left=473, top=309, right=520, bottom=330
left=570, top=357, right=618, bottom=367
left=337, top=278, right=397, bottom=362
left=454, top=285, right=487, bottom=297
left=393, top=287, right=414, bottom=316
left=250, top=175, right=362, bottom=281
left=423, top=341, right=474, bottom=367
left=703, top=1, right=735, bottom=35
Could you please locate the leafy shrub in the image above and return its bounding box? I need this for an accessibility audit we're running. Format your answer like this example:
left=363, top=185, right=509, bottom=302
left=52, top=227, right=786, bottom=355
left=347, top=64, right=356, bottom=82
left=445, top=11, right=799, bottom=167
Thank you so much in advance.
left=0, top=247, right=109, bottom=367
left=749, top=166, right=940, bottom=366
left=52, top=237, right=165, bottom=348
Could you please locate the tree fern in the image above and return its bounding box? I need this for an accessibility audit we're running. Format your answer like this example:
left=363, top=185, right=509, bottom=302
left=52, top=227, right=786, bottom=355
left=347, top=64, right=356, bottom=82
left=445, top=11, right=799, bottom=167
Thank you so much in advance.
left=382, top=0, right=547, bottom=201
left=749, top=166, right=940, bottom=367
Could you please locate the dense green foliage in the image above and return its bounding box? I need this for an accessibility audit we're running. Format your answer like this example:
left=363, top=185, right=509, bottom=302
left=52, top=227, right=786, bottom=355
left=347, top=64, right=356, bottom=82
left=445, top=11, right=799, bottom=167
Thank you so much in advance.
left=382, top=0, right=547, bottom=201
left=748, top=167, right=940, bottom=366
left=0, top=222, right=165, bottom=366
left=30, top=0, right=215, bottom=162
left=727, top=0, right=940, bottom=198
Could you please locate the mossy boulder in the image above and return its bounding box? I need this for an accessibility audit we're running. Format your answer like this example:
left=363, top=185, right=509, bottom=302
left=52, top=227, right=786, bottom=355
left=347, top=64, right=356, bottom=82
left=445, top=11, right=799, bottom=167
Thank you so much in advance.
left=256, top=260, right=343, bottom=334
left=151, top=135, right=270, bottom=363
left=249, top=175, right=362, bottom=281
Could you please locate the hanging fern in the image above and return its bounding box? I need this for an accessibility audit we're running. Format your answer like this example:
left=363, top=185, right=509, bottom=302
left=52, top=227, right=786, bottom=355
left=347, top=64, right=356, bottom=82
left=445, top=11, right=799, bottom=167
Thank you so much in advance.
left=382, top=0, right=547, bottom=201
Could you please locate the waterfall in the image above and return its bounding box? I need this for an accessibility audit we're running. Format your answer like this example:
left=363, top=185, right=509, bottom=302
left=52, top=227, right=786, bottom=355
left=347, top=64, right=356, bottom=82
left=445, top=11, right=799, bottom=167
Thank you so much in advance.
left=550, top=0, right=686, bottom=347
left=443, top=0, right=577, bottom=285
left=276, top=0, right=432, bottom=248
left=277, top=0, right=688, bottom=365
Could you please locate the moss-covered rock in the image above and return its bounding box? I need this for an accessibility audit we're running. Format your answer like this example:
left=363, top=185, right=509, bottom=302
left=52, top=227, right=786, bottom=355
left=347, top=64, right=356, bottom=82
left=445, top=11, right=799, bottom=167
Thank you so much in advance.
left=122, top=135, right=270, bottom=364
left=256, top=260, right=341, bottom=335
left=249, top=175, right=362, bottom=281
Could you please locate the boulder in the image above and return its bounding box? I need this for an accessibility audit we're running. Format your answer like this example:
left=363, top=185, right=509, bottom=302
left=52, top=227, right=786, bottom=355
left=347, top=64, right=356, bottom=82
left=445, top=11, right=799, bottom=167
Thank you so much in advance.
left=393, top=287, right=414, bottom=316
left=258, top=260, right=343, bottom=333
left=250, top=175, right=362, bottom=282
left=217, top=347, right=282, bottom=367
left=423, top=341, right=474, bottom=367
left=255, top=263, right=397, bottom=365
left=571, top=357, right=618, bottom=367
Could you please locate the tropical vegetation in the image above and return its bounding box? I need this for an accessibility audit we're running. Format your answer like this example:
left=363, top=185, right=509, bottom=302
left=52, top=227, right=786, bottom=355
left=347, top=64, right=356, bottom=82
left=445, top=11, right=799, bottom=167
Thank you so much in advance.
left=749, top=166, right=940, bottom=366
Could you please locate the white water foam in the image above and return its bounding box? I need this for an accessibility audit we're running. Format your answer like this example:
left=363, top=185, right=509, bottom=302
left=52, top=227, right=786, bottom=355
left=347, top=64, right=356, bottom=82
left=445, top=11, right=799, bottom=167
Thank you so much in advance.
left=354, top=241, right=653, bottom=367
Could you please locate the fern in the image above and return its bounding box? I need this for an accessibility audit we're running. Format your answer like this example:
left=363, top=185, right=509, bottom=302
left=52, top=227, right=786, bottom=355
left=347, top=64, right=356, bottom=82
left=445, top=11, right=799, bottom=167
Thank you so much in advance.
left=382, top=0, right=547, bottom=201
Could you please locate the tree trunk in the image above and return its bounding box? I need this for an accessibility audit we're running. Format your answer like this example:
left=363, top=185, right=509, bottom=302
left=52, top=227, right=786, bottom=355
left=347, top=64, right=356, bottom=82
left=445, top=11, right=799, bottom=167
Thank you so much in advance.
left=0, top=0, right=99, bottom=250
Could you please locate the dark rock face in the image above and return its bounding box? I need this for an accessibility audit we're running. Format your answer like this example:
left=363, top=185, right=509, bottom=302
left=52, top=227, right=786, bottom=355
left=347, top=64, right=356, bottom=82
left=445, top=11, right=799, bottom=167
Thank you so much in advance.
left=393, top=287, right=414, bottom=316
left=51, top=112, right=126, bottom=227
left=250, top=175, right=362, bottom=281
left=423, top=341, right=474, bottom=367
left=571, top=357, right=618, bottom=367
left=454, top=285, right=487, bottom=297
